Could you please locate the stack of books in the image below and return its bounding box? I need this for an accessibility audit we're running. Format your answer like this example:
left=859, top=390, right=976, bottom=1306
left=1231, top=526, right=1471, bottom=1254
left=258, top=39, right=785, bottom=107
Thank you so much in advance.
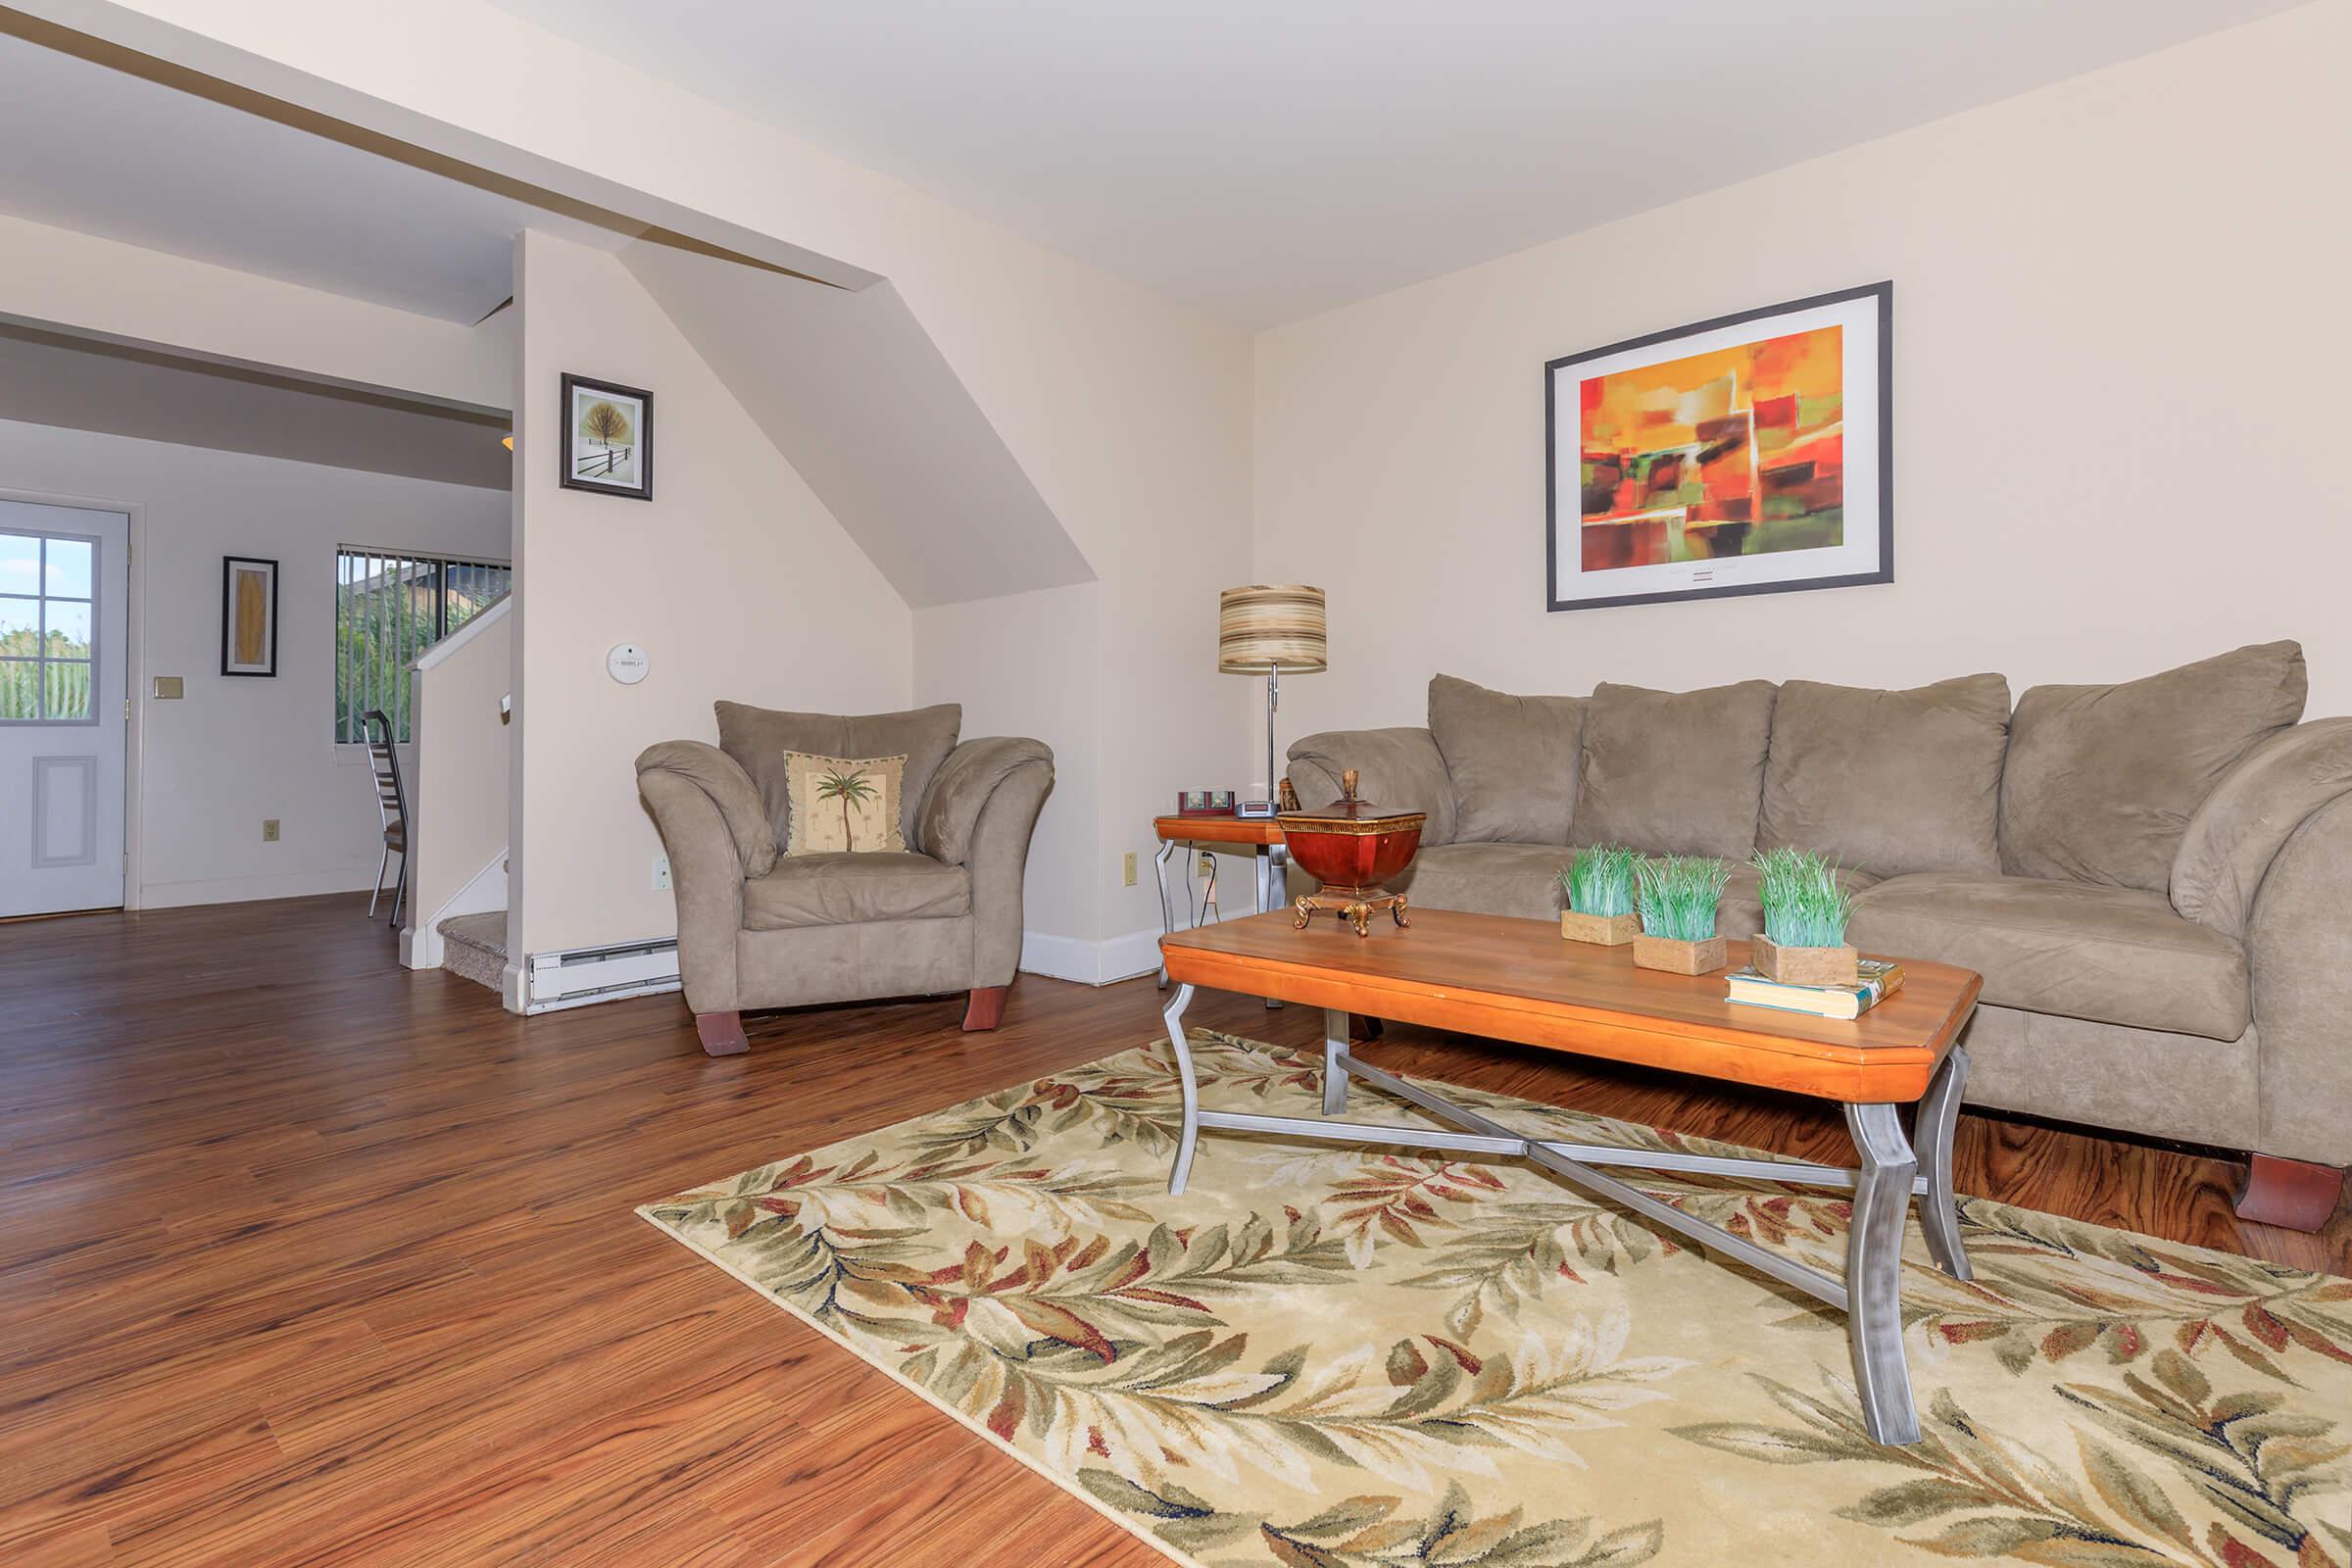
left=1725, top=957, right=1904, bottom=1020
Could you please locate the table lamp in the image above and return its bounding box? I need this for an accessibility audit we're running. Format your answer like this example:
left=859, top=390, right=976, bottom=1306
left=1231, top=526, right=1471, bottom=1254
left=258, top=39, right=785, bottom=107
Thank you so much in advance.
left=1218, top=583, right=1327, bottom=809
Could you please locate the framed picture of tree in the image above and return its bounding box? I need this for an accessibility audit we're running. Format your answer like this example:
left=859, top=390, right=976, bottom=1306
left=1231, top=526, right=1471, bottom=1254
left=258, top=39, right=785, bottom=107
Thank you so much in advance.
left=559, top=373, right=654, bottom=501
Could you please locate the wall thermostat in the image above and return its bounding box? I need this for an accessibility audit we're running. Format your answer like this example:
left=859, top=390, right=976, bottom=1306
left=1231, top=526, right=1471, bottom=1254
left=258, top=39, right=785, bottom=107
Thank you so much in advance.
left=607, top=643, right=650, bottom=685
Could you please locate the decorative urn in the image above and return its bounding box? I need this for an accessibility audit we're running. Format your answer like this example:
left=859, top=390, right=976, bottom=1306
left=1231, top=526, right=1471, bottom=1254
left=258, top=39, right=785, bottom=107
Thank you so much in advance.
left=1277, top=769, right=1424, bottom=937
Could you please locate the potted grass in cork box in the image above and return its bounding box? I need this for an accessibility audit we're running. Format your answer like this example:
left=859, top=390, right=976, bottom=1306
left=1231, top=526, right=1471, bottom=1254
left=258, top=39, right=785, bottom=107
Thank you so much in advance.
left=1631, top=855, right=1730, bottom=975
left=1750, top=848, right=1860, bottom=987
left=1558, top=845, right=1640, bottom=946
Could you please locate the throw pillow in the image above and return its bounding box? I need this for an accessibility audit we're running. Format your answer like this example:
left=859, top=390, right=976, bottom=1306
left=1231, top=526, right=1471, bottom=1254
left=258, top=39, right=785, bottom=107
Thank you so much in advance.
left=1758, top=674, right=2012, bottom=878
left=2000, top=641, right=2306, bottom=892
left=1573, top=680, right=1779, bottom=859
left=1427, top=674, right=1585, bottom=845
left=781, top=753, right=908, bottom=856
left=714, top=701, right=960, bottom=849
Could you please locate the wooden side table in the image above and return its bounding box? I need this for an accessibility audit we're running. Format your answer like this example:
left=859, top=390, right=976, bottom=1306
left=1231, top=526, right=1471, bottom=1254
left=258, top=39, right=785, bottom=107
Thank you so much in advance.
left=1151, top=814, right=1287, bottom=1004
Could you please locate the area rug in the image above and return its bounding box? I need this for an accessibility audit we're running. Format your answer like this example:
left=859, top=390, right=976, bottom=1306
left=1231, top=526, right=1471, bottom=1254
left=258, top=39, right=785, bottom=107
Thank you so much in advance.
left=640, top=1032, right=2352, bottom=1567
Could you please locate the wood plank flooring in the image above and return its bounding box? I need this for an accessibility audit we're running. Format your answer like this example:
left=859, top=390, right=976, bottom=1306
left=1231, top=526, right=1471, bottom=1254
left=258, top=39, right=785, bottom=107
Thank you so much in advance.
left=2, top=895, right=2342, bottom=1565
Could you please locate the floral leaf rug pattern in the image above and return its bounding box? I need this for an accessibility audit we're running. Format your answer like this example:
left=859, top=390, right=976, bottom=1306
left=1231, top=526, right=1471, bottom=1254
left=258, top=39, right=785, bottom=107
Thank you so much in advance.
left=639, top=1033, right=2352, bottom=1567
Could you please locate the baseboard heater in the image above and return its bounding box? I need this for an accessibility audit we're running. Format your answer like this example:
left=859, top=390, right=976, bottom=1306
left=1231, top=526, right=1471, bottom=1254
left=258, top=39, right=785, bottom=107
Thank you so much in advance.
left=524, top=936, right=680, bottom=1012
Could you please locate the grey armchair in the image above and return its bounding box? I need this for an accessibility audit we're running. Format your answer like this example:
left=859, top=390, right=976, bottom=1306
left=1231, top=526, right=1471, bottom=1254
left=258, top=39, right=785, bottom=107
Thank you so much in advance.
left=636, top=701, right=1054, bottom=1055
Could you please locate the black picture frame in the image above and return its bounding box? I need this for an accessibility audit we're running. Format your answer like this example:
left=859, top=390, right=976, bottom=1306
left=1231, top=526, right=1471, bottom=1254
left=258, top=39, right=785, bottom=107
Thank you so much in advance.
left=1544, top=280, right=1892, bottom=612
left=559, top=372, right=655, bottom=502
left=220, top=555, right=279, bottom=677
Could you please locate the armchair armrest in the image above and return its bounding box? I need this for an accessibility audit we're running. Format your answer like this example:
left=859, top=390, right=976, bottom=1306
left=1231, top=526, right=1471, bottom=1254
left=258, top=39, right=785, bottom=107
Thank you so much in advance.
left=1287, top=726, right=1458, bottom=846
left=918, top=736, right=1054, bottom=866
left=635, top=741, right=777, bottom=878
left=2171, top=717, right=2352, bottom=936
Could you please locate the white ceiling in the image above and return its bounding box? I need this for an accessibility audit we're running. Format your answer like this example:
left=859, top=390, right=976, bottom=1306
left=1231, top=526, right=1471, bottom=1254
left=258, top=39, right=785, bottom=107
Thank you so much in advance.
left=488, top=0, right=2297, bottom=326
left=0, top=31, right=626, bottom=325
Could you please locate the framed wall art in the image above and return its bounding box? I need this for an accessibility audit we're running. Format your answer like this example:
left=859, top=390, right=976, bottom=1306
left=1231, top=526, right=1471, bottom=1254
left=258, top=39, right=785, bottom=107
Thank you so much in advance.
left=220, top=555, right=278, bottom=677
left=1545, top=281, right=1891, bottom=612
left=559, top=373, right=654, bottom=501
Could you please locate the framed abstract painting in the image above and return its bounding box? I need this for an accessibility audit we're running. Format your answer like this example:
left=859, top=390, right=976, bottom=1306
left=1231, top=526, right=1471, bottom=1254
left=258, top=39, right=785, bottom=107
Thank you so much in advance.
left=220, top=555, right=278, bottom=677
left=1545, top=281, right=1891, bottom=612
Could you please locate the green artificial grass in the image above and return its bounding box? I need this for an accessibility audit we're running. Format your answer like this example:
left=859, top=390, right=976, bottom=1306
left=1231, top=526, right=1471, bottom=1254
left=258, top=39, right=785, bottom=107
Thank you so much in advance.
left=1634, top=855, right=1730, bottom=943
left=1752, top=847, right=1853, bottom=949
left=1559, top=845, right=1638, bottom=918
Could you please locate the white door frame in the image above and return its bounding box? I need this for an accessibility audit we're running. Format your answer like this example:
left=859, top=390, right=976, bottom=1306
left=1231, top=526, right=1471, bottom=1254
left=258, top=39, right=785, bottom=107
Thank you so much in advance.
left=0, top=484, right=149, bottom=909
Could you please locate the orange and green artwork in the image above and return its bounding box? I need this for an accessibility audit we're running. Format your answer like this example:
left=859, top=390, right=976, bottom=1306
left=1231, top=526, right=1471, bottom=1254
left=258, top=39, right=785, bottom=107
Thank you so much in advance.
left=1579, top=323, right=1844, bottom=572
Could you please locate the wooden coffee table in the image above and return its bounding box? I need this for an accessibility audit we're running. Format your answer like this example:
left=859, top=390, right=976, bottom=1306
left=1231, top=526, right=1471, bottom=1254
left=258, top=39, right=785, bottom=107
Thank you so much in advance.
left=1157, top=907, right=1983, bottom=1446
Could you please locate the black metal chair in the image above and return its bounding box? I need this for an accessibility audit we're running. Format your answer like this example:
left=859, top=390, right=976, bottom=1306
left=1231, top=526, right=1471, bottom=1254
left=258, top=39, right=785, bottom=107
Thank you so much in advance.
left=361, top=709, right=409, bottom=927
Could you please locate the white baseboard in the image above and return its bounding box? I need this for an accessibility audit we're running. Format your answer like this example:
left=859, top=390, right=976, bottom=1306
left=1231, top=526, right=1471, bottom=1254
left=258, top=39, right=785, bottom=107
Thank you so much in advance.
left=1020, top=925, right=1165, bottom=987
left=137, top=863, right=382, bottom=909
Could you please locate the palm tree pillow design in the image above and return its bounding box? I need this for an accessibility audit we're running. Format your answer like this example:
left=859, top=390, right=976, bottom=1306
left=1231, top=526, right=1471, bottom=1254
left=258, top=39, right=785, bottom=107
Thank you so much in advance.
left=781, top=752, right=909, bottom=855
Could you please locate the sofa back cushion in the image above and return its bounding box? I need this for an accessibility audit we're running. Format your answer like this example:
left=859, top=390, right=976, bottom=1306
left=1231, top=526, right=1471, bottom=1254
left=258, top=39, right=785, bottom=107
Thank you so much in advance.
left=1426, top=674, right=1585, bottom=844
left=2000, top=641, right=2305, bottom=892
left=1574, top=680, right=1778, bottom=858
left=715, top=701, right=961, bottom=850
left=1759, top=675, right=2011, bottom=878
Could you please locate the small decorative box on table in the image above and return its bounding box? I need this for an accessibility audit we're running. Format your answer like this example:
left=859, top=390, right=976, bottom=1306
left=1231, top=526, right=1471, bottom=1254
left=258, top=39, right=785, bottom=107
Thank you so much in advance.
left=1279, top=768, right=1424, bottom=937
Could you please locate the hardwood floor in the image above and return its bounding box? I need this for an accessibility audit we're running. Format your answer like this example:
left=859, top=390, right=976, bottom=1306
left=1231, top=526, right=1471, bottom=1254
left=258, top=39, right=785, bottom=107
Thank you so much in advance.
left=2, top=895, right=2342, bottom=1566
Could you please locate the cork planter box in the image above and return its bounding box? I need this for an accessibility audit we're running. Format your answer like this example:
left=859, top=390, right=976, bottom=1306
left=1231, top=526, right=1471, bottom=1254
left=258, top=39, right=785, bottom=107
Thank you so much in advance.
left=1751, top=936, right=1860, bottom=987
left=1560, top=910, right=1642, bottom=947
left=1631, top=934, right=1728, bottom=976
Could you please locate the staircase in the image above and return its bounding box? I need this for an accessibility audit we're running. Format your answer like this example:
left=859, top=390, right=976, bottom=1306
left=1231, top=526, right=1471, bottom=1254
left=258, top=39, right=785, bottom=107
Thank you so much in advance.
left=438, top=911, right=507, bottom=996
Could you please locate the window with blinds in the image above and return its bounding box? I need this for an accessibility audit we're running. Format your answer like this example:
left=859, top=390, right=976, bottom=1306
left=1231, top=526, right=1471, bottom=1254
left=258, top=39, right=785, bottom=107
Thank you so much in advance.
left=334, top=549, right=512, bottom=744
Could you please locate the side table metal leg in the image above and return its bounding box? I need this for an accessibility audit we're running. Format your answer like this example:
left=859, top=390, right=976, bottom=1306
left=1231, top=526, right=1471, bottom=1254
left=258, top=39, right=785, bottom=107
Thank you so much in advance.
left=1322, top=1007, right=1349, bottom=1114
left=1844, top=1102, right=1922, bottom=1446
left=1916, top=1045, right=1973, bottom=1281
left=1163, top=983, right=1201, bottom=1195
left=1153, top=839, right=1179, bottom=988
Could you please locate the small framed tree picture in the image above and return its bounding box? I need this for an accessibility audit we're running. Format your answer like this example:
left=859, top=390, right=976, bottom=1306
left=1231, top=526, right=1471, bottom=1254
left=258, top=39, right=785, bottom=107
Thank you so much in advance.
left=559, top=373, right=654, bottom=501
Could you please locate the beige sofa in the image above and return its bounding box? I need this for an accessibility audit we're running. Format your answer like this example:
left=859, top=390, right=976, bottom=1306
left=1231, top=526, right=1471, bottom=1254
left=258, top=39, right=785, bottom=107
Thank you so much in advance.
left=637, top=701, right=1053, bottom=1054
left=1288, top=645, right=2352, bottom=1229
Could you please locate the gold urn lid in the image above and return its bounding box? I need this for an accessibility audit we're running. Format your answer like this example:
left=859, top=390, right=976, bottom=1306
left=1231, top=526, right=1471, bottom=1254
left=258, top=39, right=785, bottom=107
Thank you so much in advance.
left=1277, top=768, right=1427, bottom=834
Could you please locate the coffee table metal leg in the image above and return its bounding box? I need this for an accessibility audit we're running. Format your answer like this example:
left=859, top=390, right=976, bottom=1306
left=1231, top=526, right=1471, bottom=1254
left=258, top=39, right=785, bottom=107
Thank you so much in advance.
left=1163, top=983, right=1200, bottom=1196
left=1844, top=1102, right=1922, bottom=1446
left=1255, top=846, right=1284, bottom=1009
left=1321, top=1007, right=1348, bottom=1114
left=1915, top=1045, right=1973, bottom=1282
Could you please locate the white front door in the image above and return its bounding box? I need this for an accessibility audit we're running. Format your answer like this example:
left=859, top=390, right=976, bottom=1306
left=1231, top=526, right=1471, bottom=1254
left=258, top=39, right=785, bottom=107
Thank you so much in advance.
left=0, top=501, right=129, bottom=917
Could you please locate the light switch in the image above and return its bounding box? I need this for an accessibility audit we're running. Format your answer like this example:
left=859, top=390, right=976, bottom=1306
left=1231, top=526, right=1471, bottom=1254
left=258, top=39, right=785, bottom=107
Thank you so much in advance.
left=152, top=675, right=184, bottom=700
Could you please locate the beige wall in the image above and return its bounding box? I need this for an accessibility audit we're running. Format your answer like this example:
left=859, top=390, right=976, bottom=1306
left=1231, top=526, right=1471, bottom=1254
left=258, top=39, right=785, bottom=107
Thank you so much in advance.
left=1255, top=2, right=2352, bottom=739
left=409, top=599, right=509, bottom=950
left=511, top=230, right=912, bottom=957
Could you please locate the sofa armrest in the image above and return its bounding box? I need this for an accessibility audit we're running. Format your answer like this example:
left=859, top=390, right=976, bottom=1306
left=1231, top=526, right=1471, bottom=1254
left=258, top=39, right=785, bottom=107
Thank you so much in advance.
left=1286, top=726, right=1457, bottom=846
left=918, top=737, right=1054, bottom=866
left=2246, top=791, right=2352, bottom=1167
left=635, top=741, right=777, bottom=878
left=2171, top=717, right=2352, bottom=936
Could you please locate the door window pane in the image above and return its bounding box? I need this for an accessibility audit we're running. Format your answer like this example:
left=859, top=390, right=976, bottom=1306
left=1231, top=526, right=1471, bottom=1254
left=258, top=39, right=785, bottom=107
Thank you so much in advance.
left=44, top=661, right=92, bottom=720
left=44, top=538, right=93, bottom=598
left=0, top=660, right=35, bottom=718
left=0, top=596, right=35, bottom=652
left=44, top=599, right=92, bottom=660
left=0, top=535, right=36, bottom=596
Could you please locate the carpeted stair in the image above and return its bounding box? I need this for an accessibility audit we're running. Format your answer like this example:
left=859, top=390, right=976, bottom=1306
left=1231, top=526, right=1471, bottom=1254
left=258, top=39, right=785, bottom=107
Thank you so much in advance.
left=438, top=911, right=507, bottom=995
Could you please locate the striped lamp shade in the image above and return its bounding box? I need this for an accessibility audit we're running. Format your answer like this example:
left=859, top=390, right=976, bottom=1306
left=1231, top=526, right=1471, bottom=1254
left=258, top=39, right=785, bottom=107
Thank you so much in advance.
left=1217, top=584, right=1327, bottom=673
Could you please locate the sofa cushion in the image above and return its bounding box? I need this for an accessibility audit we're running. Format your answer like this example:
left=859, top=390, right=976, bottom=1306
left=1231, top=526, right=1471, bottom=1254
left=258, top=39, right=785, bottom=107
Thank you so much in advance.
left=1999, top=642, right=2305, bottom=893
left=1427, top=674, right=1585, bottom=845
left=742, top=852, right=972, bottom=931
left=715, top=701, right=961, bottom=851
left=1573, top=680, right=1778, bottom=859
left=1846, top=872, right=2248, bottom=1040
left=1394, top=843, right=1572, bottom=921
left=1758, top=675, right=2010, bottom=878
left=1289, top=727, right=1458, bottom=847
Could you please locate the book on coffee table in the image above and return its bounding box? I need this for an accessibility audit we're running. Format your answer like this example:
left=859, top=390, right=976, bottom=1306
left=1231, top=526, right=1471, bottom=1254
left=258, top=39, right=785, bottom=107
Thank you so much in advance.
left=1726, top=957, right=1906, bottom=1021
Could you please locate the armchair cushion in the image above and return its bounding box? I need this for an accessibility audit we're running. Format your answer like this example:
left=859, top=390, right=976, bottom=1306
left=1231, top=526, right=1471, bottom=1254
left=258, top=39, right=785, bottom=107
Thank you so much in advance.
left=742, top=852, right=972, bottom=931
left=1758, top=674, right=2011, bottom=878
left=1574, top=680, right=1778, bottom=859
left=1427, top=674, right=1585, bottom=845
left=715, top=701, right=961, bottom=851
left=2000, top=641, right=2305, bottom=892
left=2171, top=716, right=2352, bottom=935
left=633, top=741, right=777, bottom=878
left=918, top=736, right=1054, bottom=865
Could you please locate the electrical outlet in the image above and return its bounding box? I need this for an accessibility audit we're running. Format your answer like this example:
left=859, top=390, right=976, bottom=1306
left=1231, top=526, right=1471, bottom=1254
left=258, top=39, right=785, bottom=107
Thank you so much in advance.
left=1121, top=851, right=1138, bottom=887
left=261, top=818, right=279, bottom=843
left=652, top=854, right=671, bottom=891
left=1198, top=851, right=1215, bottom=878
